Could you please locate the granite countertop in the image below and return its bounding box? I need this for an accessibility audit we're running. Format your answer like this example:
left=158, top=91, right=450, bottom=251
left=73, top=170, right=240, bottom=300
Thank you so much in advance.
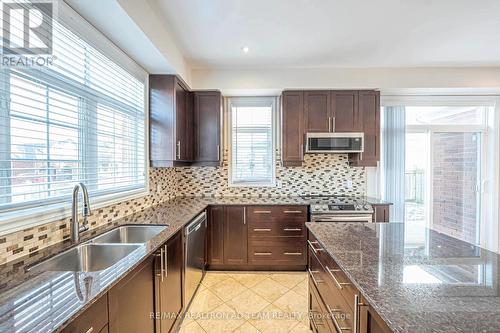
left=0, top=196, right=315, bottom=333
left=306, top=222, right=500, bottom=333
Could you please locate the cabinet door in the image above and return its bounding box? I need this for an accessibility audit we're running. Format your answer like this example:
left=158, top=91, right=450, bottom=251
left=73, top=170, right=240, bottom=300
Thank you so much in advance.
left=194, top=91, right=221, bottom=163
left=175, top=81, right=193, bottom=161
left=352, top=91, right=380, bottom=166
left=62, top=295, right=108, bottom=333
left=156, top=231, right=184, bottom=333
left=108, top=257, right=155, bottom=333
left=304, top=91, right=330, bottom=133
left=282, top=91, right=304, bottom=166
left=373, top=205, right=390, bottom=223
left=208, top=206, right=224, bottom=265
left=223, top=206, right=248, bottom=265
left=331, top=90, right=360, bottom=132
left=149, top=75, right=175, bottom=165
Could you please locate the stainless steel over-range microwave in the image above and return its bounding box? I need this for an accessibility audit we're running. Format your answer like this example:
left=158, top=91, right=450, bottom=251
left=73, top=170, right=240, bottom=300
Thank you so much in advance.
left=305, top=132, right=364, bottom=153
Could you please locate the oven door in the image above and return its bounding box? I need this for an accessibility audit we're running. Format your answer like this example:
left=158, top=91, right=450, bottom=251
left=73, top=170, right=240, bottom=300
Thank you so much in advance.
left=311, top=214, right=373, bottom=223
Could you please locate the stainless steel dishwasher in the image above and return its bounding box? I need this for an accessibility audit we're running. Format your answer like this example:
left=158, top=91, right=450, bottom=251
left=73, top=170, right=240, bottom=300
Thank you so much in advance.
left=184, top=211, right=206, bottom=306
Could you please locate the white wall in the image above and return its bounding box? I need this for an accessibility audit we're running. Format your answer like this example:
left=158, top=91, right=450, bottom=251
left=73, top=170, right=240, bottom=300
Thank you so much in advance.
left=191, top=67, right=500, bottom=94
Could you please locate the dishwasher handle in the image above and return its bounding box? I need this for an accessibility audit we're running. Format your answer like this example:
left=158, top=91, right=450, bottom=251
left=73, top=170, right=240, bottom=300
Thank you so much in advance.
left=186, top=211, right=207, bottom=235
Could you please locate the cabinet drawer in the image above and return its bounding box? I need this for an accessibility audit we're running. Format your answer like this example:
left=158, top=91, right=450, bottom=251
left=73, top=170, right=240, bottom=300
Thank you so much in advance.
left=62, top=295, right=108, bottom=333
left=247, top=205, right=307, bottom=223
left=309, top=233, right=358, bottom=311
left=249, top=239, right=306, bottom=264
left=308, top=246, right=353, bottom=332
left=249, top=222, right=306, bottom=237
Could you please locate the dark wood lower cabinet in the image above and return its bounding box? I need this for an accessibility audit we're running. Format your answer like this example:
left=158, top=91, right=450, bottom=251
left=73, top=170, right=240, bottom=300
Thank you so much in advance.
left=372, top=204, right=390, bottom=223
left=207, top=205, right=307, bottom=270
left=155, top=230, right=184, bottom=333
left=61, top=294, right=108, bottom=333
left=108, top=257, right=155, bottom=333
left=308, top=232, right=392, bottom=333
left=223, top=206, right=248, bottom=265
left=207, top=205, right=225, bottom=265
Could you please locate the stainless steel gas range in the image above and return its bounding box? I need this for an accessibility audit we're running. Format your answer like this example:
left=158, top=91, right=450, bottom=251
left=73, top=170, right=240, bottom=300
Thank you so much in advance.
left=309, top=197, right=374, bottom=222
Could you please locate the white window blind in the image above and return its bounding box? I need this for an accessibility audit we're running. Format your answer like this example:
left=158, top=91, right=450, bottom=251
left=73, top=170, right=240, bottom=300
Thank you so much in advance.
left=0, top=2, right=146, bottom=217
left=229, top=97, right=276, bottom=186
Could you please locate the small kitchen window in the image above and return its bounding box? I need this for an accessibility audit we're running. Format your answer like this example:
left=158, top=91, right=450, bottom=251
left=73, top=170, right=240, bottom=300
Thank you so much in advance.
left=228, top=97, right=277, bottom=187
left=0, top=2, right=147, bottom=232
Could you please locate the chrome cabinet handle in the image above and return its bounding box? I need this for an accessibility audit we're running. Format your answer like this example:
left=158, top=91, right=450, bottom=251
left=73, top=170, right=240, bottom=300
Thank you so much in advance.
left=253, top=228, right=271, bottom=232
left=300, top=144, right=304, bottom=160
left=328, top=117, right=331, bottom=132
left=308, top=268, right=324, bottom=285
left=217, top=144, right=220, bottom=161
left=327, top=304, right=351, bottom=332
left=283, top=210, right=303, bottom=214
left=176, top=141, right=181, bottom=159
left=254, top=210, right=271, bottom=214
left=84, top=327, right=94, bottom=333
left=284, top=252, right=302, bottom=256
left=326, top=266, right=350, bottom=290
left=160, top=248, right=164, bottom=282
left=332, top=117, right=336, bottom=132
left=284, top=228, right=301, bottom=231
left=254, top=252, right=272, bottom=256
left=353, top=294, right=366, bottom=333
left=307, top=240, right=324, bottom=254
left=164, top=244, right=168, bottom=278
left=243, top=207, right=246, bottom=224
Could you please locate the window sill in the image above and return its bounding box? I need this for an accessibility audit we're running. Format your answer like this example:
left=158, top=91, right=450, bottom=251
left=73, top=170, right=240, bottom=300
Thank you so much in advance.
left=0, top=189, right=149, bottom=237
left=228, top=181, right=277, bottom=188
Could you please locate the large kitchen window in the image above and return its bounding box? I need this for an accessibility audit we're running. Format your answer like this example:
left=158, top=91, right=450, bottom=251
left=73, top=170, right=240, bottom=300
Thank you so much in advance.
left=0, top=3, right=147, bottom=230
left=228, top=97, right=277, bottom=186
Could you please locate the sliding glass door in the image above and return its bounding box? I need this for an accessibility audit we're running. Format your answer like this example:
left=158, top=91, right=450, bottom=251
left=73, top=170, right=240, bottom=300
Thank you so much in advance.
left=404, top=106, right=486, bottom=245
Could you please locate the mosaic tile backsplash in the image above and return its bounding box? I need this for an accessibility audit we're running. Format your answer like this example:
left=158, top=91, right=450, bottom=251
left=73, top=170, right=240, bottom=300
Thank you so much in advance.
left=176, top=152, right=366, bottom=197
left=0, top=153, right=365, bottom=264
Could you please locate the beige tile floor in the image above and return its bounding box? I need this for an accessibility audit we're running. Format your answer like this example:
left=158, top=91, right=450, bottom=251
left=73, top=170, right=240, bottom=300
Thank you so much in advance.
left=179, top=271, right=313, bottom=333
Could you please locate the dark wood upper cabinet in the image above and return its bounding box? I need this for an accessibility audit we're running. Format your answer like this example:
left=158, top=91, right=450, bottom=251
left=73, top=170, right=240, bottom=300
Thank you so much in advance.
left=193, top=91, right=222, bottom=165
left=349, top=90, right=380, bottom=167
left=150, top=75, right=192, bottom=166
left=149, top=75, right=222, bottom=167
left=207, top=205, right=224, bottom=265
left=108, top=257, right=155, bottom=333
left=331, top=90, right=361, bottom=132
left=282, top=91, right=304, bottom=167
left=223, top=206, right=248, bottom=265
left=304, top=91, right=331, bottom=133
left=155, top=230, right=184, bottom=333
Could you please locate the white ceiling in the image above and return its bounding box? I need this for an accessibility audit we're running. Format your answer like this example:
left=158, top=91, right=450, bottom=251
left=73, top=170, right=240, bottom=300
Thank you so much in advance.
left=151, top=0, right=500, bottom=69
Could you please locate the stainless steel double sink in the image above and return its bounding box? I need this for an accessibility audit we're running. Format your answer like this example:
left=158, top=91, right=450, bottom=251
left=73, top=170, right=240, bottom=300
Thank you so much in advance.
left=30, top=225, right=167, bottom=273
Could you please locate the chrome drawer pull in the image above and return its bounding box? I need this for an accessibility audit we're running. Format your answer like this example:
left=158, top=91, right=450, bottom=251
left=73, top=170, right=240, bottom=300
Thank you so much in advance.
left=326, top=266, right=350, bottom=290
left=84, top=327, right=94, bottom=333
left=308, top=268, right=324, bottom=285
left=307, top=240, right=324, bottom=254
left=253, top=228, right=271, bottom=232
left=326, top=304, right=352, bottom=332
left=284, top=252, right=302, bottom=256
left=283, top=210, right=303, bottom=214
left=254, top=210, right=272, bottom=214
left=353, top=294, right=366, bottom=333
left=160, top=248, right=164, bottom=282
left=254, top=252, right=272, bottom=256
left=284, top=228, right=301, bottom=231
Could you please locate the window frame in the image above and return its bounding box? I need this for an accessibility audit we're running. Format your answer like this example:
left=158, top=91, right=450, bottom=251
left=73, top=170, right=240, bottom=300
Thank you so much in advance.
left=227, top=96, right=277, bottom=188
left=0, top=2, right=149, bottom=235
